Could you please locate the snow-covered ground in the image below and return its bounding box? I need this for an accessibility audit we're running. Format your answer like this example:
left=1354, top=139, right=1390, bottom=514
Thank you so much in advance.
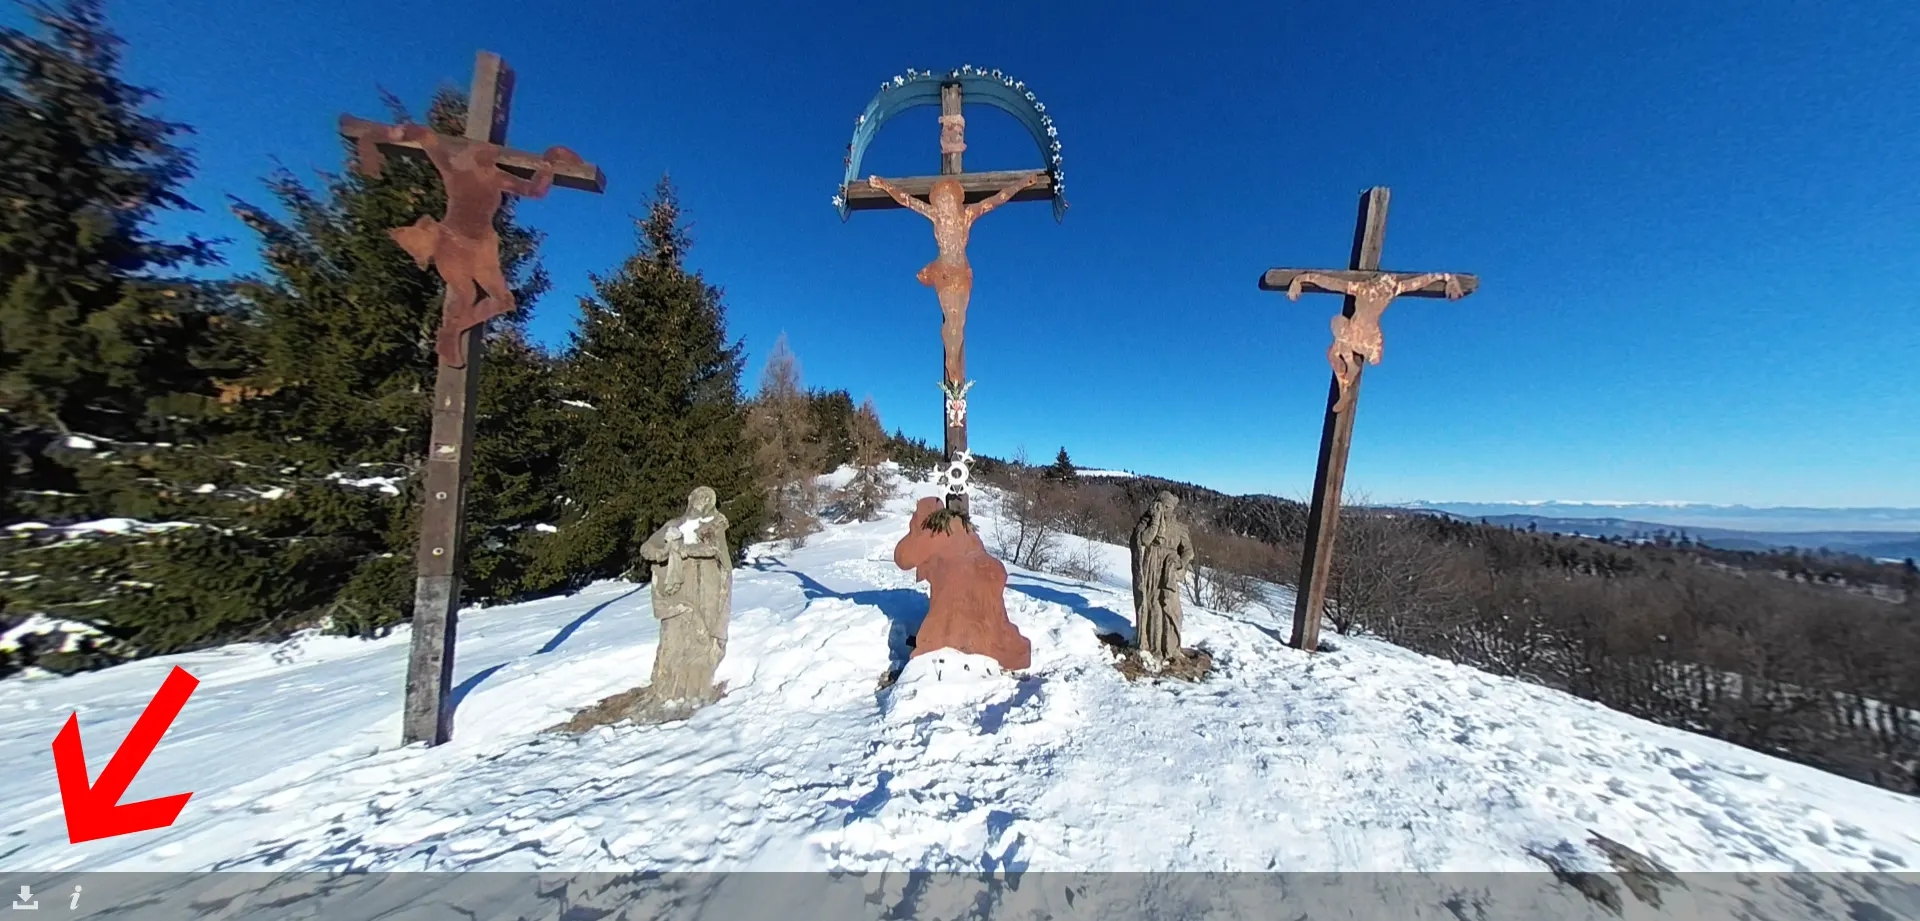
left=1, top=471, right=1917, bottom=919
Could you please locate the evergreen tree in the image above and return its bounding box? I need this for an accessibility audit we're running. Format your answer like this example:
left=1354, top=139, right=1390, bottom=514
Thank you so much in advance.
left=831, top=397, right=893, bottom=522
left=532, top=177, right=762, bottom=587
left=746, top=334, right=823, bottom=544
left=3, top=79, right=566, bottom=661
left=1042, top=447, right=1078, bottom=484
left=806, top=388, right=857, bottom=472
left=0, top=0, right=225, bottom=520
left=888, top=428, right=939, bottom=482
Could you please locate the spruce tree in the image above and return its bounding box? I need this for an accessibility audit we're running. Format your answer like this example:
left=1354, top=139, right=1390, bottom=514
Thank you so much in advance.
left=534, top=177, right=762, bottom=587
left=0, top=0, right=225, bottom=516
left=1043, top=447, right=1079, bottom=484
left=0, top=0, right=262, bottom=668
left=806, top=388, right=856, bottom=471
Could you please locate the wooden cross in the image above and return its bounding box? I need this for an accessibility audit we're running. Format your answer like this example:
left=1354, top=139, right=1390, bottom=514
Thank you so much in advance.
left=338, top=51, right=605, bottom=747
left=1258, top=187, right=1478, bottom=653
left=850, top=82, right=1051, bottom=517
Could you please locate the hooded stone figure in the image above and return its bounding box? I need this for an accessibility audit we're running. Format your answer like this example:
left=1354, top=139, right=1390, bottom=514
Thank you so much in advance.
left=1130, top=491, right=1196, bottom=661
left=638, top=486, right=732, bottom=707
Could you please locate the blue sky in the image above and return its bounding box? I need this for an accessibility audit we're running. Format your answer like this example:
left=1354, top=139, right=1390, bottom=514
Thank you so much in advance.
left=36, top=0, right=1920, bottom=506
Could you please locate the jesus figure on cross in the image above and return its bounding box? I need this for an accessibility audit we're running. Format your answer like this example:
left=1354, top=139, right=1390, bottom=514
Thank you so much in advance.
left=867, top=172, right=1043, bottom=386
left=1285, top=271, right=1467, bottom=412
left=345, top=118, right=581, bottom=367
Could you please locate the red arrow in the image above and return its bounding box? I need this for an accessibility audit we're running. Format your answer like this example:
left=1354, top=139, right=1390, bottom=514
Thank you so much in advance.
left=52, top=665, right=198, bottom=844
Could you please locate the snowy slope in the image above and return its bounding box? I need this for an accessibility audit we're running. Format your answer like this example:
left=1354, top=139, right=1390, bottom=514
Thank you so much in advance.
left=2, top=471, right=1918, bottom=917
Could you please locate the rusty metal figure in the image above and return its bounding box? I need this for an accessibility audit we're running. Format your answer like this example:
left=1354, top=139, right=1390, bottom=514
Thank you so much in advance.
left=867, top=172, right=1042, bottom=385
left=1284, top=271, right=1468, bottom=412
left=342, top=116, right=582, bottom=367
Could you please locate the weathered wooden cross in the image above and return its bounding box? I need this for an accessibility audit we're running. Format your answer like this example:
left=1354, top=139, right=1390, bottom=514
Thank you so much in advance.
left=1258, top=187, right=1478, bottom=653
left=338, top=51, right=605, bottom=746
left=839, top=71, right=1063, bottom=517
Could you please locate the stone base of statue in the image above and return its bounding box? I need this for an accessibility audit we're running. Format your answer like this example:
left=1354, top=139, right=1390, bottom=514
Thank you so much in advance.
left=894, top=496, right=1031, bottom=671
left=551, top=682, right=731, bottom=733
left=1097, top=632, right=1213, bottom=683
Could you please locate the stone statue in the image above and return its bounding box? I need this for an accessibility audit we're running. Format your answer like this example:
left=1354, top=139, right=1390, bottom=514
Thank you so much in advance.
left=894, top=496, right=1031, bottom=671
left=866, top=170, right=1043, bottom=386
left=1130, top=491, right=1196, bottom=661
left=1284, top=271, right=1467, bottom=412
left=637, top=486, right=732, bottom=709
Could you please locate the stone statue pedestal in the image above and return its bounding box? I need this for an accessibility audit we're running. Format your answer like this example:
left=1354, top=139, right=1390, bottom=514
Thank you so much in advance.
left=894, top=497, right=1031, bottom=671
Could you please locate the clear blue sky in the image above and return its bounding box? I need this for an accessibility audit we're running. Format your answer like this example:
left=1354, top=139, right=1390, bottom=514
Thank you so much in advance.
left=43, top=0, right=1920, bottom=506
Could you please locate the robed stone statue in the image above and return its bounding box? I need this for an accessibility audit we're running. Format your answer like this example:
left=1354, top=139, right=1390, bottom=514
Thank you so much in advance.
left=637, top=486, right=732, bottom=710
left=1130, top=491, right=1195, bottom=661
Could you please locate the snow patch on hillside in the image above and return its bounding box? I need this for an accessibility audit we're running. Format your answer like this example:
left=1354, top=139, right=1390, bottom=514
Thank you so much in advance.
left=0, top=473, right=1915, bottom=918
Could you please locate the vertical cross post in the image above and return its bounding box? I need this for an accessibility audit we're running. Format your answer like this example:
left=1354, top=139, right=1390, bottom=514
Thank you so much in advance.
left=1290, top=186, right=1389, bottom=653
left=1258, top=187, right=1477, bottom=653
left=939, top=81, right=969, bottom=516
left=340, top=52, right=603, bottom=746
left=403, top=51, right=513, bottom=747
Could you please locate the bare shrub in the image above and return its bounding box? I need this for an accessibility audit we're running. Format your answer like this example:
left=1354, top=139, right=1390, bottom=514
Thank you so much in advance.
left=989, top=446, right=1063, bottom=572
left=745, top=335, right=823, bottom=545
left=1049, top=539, right=1108, bottom=584
left=1326, top=498, right=1470, bottom=637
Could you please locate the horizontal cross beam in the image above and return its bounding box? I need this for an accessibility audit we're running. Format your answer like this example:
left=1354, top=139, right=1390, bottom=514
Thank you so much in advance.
left=1259, top=269, right=1480, bottom=298
left=841, top=169, right=1053, bottom=212
left=337, top=115, right=607, bottom=194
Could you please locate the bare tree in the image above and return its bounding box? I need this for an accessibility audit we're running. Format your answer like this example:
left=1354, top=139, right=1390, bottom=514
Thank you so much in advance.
left=990, top=446, right=1062, bottom=571
left=745, top=335, right=823, bottom=545
left=1183, top=529, right=1266, bottom=613
left=1325, top=495, right=1469, bottom=637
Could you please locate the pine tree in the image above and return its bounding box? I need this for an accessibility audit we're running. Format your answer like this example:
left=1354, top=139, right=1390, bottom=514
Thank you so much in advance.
left=532, top=177, right=762, bottom=588
left=746, top=334, right=824, bottom=543
left=832, top=396, right=894, bottom=522
left=1042, top=447, right=1079, bottom=484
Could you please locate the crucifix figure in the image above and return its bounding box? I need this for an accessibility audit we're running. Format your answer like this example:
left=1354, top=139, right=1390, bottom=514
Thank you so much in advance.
left=341, top=118, right=582, bottom=367
left=866, top=170, right=1041, bottom=387
left=1281, top=270, right=1470, bottom=412
left=842, top=77, right=1061, bottom=516
left=1258, top=187, right=1478, bottom=654
left=338, top=51, right=605, bottom=747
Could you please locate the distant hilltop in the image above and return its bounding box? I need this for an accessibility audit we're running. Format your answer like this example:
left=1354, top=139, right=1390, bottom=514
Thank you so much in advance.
left=1397, top=501, right=1920, bottom=561
left=1400, top=500, right=1920, bottom=534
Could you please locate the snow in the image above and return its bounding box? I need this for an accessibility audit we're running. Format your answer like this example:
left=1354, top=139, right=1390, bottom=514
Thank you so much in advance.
left=0, top=477, right=1916, bottom=918
left=62, top=435, right=96, bottom=450
left=4, top=518, right=195, bottom=536
left=677, top=515, right=714, bottom=544
left=325, top=472, right=404, bottom=497
left=560, top=399, right=597, bottom=410
left=533, top=523, right=559, bottom=534
left=0, top=615, right=103, bottom=654
left=1075, top=468, right=1135, bottom=478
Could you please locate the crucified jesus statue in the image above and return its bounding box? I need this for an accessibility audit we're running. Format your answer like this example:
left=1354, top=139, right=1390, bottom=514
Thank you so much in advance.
left=347, top=119, right=582, bottom=367
left=866, top=171, right=1043, bottom=385
left=1285, top=271, right=1468, bottom=411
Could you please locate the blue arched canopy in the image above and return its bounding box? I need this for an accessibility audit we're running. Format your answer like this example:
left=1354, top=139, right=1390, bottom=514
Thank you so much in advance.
left=835, top=66, right=1066, bottom=222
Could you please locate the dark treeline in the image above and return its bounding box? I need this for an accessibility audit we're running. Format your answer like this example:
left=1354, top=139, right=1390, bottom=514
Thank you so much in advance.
left=0, top=2, right=892, bottom=677
left=985, top=450, right=1920, bottom=796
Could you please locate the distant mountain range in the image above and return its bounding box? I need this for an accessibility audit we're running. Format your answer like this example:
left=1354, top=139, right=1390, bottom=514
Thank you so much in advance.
left=1402, top=501, right=1920, bottom=561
